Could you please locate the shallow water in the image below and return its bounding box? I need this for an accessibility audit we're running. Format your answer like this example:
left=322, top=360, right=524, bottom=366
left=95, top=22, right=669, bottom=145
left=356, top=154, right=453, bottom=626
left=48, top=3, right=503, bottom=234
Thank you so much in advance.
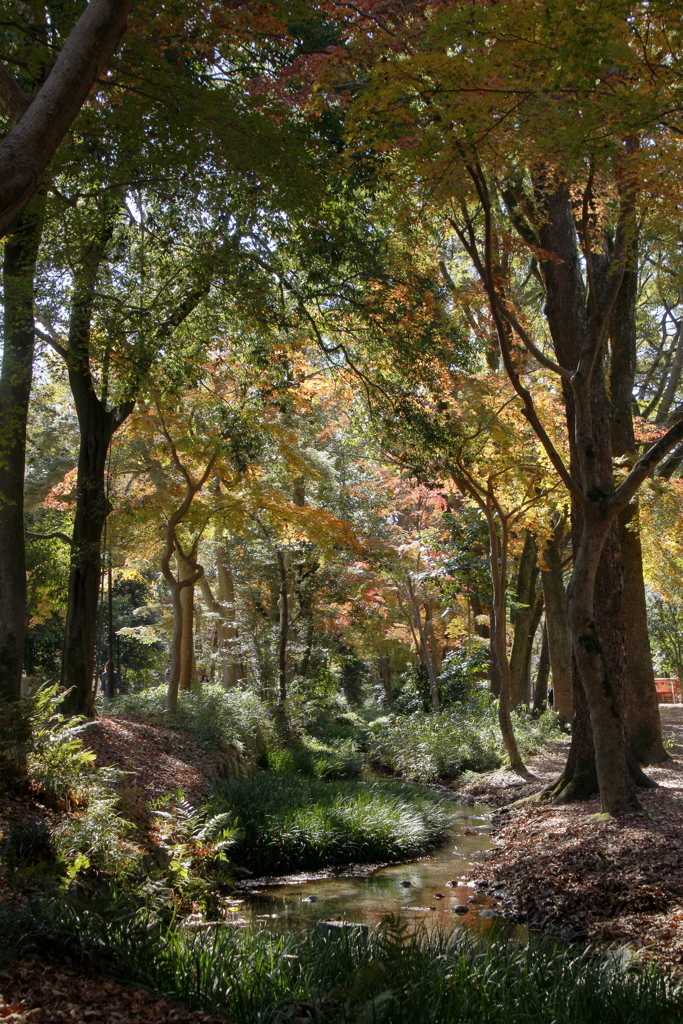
left=229, top=802, right=503, bottom=933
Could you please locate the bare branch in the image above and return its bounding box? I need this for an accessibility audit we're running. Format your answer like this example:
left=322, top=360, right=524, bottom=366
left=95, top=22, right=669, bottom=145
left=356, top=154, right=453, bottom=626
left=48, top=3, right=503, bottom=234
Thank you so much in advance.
left=25, top=529, right=74, bottom=547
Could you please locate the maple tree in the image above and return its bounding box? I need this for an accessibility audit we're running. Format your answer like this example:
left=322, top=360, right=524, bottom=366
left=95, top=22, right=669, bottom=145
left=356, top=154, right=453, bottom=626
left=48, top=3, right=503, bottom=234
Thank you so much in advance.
left=307, top=0, right=683, bottom=814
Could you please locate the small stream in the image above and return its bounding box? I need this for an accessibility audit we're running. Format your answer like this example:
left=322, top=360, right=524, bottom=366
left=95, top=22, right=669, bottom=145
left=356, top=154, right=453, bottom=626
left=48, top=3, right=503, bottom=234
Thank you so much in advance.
left=228, top=802, right=510, bottom=934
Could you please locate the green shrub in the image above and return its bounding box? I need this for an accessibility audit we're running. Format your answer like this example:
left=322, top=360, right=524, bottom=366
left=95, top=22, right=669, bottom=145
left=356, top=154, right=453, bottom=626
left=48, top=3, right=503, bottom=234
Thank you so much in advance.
left=52, top=795, right=136, bottom=877
left=369, top=698, right=564, bottom=783
left=0, top=685, right=97, bottom=803
left=267, top=732, right=365, bottom=779
left=110, top=684, right=274, bottom=751
left=211, top=774, right=450, bottom=873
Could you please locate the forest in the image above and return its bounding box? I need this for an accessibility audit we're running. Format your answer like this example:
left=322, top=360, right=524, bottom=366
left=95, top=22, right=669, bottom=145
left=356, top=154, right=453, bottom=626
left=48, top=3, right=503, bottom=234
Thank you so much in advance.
left=3, top=1, right=683, bottom=1021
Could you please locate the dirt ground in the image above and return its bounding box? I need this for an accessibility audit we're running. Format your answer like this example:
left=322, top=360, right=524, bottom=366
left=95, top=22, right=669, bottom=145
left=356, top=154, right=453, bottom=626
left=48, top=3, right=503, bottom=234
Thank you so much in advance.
left=459, top=706, right=683, bottom=972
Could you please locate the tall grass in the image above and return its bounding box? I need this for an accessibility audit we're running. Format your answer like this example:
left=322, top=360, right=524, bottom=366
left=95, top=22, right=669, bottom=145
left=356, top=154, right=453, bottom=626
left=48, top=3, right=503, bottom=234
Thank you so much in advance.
left=7, top=895, right=681, bottom=1024
left=211, top=774, right=450, bottom=873
left=369, top=699, right=564, bottom=783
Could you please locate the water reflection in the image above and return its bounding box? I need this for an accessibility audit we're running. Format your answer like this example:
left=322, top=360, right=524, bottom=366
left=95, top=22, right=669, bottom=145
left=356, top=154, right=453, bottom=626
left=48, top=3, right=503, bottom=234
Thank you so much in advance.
left=233, top=803, right=502, bottom=934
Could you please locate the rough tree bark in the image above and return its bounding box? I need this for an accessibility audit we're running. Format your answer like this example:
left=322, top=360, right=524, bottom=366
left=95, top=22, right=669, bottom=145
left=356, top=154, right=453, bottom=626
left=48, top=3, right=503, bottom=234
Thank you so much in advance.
left=53, top=212, right=210, bottom=715
left=0, top=192, right=45, bottom=701
left=535, top=180, right=640, bottom=813
left=0, top=0, right=131, bottom=236
left=609, top=246, right=669, bottom=765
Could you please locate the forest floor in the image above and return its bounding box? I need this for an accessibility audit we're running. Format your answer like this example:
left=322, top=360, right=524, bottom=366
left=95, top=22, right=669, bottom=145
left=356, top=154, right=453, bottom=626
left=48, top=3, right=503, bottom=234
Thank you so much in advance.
left=0, top=715, right=242, bottom=1024
left=0, top=958, right=226, bottom=1024
left=460, top=706, right=683, bottom=973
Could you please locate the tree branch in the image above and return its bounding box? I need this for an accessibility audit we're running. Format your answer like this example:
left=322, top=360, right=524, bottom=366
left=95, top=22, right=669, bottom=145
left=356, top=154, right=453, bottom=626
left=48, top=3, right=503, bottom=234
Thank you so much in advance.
left=25, top=529, right=74, bottom=547
left=0, top=0, right=131, bottom=236
left=611, top=409, right=683, bottom=512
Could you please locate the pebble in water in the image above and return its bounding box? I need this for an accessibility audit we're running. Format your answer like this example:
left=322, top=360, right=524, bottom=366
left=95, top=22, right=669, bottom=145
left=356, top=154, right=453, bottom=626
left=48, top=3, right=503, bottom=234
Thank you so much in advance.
left=452, top=905, right=469, bottom=915
left=400, top=880, right=412, bottom=888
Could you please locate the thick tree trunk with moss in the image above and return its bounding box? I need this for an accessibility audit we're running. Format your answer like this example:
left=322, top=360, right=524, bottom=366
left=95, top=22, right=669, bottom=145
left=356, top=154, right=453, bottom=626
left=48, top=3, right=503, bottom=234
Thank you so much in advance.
left=0, top=194, right=44, bottom=701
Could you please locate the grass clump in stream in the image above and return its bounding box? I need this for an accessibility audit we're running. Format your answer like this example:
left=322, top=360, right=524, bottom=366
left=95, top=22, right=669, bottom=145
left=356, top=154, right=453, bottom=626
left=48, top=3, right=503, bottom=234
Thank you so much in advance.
left=6, top=894, right=681, bottom=1024
left=211, top=774, right=450, bottom=874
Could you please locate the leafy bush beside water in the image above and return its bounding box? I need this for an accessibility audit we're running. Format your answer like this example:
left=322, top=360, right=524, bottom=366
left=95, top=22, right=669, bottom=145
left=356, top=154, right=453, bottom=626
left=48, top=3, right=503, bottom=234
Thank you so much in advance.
left=212, top=774, right=450, bottom=873
left=369, top=699, right=564, bottom=783
left=4, top=895, right=681, bottom=1024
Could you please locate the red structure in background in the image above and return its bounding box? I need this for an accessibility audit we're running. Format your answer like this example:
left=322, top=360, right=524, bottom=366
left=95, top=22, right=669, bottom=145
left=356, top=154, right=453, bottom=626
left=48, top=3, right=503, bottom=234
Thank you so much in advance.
left=655, top=678, right=680, bottom=704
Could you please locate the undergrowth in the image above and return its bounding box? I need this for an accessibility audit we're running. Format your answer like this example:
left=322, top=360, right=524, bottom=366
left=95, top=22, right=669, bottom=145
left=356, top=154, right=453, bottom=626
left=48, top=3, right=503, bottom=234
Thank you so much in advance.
left=368, top=698, right=564, bottom=783
left=110, top=684, right=273, bottom=752
left=212, top=774, right=450, bottom=873
left=3, top=894, right=681, bottom=1024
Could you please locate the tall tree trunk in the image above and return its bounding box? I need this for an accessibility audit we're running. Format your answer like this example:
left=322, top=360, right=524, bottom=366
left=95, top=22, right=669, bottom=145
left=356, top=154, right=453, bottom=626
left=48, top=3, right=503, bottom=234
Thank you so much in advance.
left=568, top=510, right=640, bottom=814
left=540, top=521, right=573, bottom=725
left=487, top=516, right=527, bottom=773
left=166, top=579, right=184, bottom=714
left=619, top=505, right=668, bottom=763
left=535, top=179, right=641, bottom=812
left=377, top=652, right=393, bottom=704
left=452, top=469, right=527, bottom=772
left=532, top=622, right=550, bottom=714
left=217, top=545, right=243, bottom=686
left=178, top=553, right=197, bottom=689
left=406, top=578, right=440, bottom=710
left=609, top=247, right=668, bottom=765
left=59, top=216, right=121, bottom=717
left=197, top=545, right=242, bottom=689
left=509, top=531, right=539, bottom=707
left=298, top=617, right=315, bottom=678
left=0, top=192, right=44, bottom=701
left=60, top=397, right=115, bottom=716
left=276, top=549, right=289, bottom=704
left=521, top=595, right=544, bottom=707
